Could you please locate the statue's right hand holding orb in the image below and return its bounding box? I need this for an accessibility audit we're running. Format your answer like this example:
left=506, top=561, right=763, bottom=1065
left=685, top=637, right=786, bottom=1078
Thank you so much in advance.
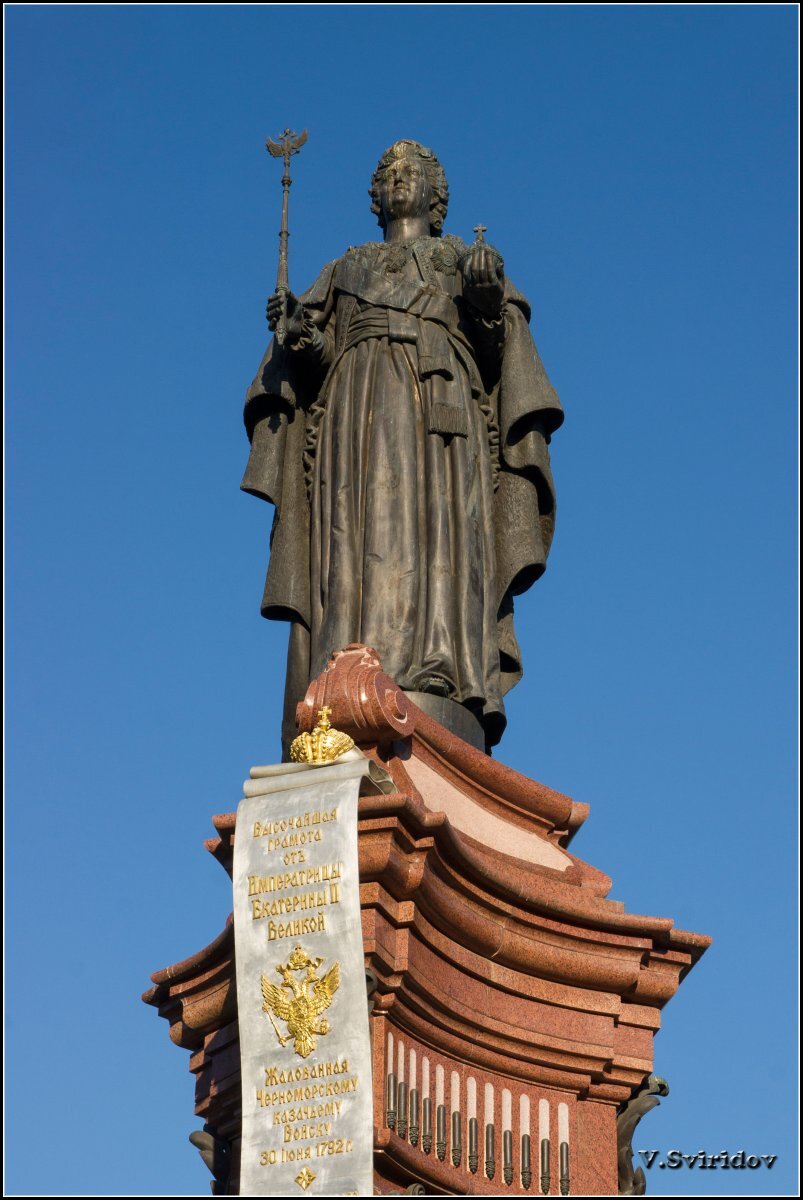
left=266, top=289, right=306, bottom=344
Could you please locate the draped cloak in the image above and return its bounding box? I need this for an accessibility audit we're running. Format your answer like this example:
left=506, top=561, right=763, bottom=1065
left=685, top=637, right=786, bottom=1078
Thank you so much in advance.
left=241, top=236, right=563, bottom=749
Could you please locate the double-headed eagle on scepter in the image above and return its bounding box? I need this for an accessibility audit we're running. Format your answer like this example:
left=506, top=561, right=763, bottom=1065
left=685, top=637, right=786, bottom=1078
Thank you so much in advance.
left=265, top=127, right=307, bottom=347
left=261, top=944, right=340, bottom=1059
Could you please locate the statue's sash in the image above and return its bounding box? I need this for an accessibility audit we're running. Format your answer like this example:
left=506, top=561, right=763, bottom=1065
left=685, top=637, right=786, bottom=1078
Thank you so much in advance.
left=333, top=257, right=426, bottom=313
left=330, top=258, right=471, bottom=436
left=333, top=257, right=459, bottom=331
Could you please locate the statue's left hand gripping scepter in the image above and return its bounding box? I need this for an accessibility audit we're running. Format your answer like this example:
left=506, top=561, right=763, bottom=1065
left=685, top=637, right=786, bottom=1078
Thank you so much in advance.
left=266, top=127, right=308, bottom=346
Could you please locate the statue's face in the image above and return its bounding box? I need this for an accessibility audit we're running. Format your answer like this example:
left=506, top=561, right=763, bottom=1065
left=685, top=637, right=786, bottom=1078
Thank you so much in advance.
left=377, top=153, right=432, bottom=224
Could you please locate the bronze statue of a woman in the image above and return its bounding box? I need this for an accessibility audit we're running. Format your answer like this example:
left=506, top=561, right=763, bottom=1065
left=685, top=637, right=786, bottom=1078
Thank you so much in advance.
left=242, top=139, right=563, bottom=753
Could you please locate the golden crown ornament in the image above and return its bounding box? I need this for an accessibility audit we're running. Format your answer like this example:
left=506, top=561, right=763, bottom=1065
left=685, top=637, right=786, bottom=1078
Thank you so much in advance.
left=289, top=707, right=355, bottom=765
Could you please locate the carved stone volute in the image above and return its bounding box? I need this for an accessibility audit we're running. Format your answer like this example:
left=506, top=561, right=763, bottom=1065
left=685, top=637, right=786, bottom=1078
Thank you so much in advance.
left=296, top=644, right=416, bottom=746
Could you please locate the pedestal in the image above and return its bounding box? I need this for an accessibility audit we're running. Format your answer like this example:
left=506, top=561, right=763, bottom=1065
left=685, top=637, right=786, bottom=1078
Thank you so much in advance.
left=143, top=645, right=710, bottom=1196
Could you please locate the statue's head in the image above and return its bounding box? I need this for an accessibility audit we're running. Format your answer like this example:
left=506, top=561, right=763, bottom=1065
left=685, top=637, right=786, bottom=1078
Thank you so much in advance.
left=369, top=140, right=449, bottom=236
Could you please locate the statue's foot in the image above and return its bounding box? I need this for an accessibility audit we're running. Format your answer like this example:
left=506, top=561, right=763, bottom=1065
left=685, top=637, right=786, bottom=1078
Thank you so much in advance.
left=417, top=675, right=451, bottom=698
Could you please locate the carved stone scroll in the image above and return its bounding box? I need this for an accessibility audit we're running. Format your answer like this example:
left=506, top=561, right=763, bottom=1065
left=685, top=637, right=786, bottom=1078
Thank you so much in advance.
left=296, top=645, right=415, bottom=746
left=233, top=754, right=375, bottom=1195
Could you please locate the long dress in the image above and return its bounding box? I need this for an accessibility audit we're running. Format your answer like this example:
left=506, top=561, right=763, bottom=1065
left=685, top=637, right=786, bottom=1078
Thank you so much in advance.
left=242, top=233, right=563, bottom=751
left=307, top=236, right=502, bottom=727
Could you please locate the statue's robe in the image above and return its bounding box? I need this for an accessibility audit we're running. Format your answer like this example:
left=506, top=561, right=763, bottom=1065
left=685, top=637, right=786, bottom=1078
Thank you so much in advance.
left=242, top=235, right=563, bottom=750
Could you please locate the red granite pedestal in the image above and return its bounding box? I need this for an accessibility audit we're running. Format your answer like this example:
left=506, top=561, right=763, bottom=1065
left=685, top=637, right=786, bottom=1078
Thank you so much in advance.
left=143, top=645, right=710, bottom=1196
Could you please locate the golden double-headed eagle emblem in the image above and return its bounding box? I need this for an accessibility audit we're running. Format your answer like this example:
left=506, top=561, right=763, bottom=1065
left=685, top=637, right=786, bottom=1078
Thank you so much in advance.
left=261, top=944, right=340, bottom=1059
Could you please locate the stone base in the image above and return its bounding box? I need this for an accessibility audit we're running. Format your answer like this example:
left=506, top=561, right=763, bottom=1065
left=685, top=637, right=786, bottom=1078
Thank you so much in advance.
left=144, top=644, right=710, bottom=1196
left=403, top=690, right=485, bottom=752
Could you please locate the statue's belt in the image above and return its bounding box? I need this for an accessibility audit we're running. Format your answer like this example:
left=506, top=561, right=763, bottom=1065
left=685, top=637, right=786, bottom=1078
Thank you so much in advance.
left=343, top=309, right=453, bottom=381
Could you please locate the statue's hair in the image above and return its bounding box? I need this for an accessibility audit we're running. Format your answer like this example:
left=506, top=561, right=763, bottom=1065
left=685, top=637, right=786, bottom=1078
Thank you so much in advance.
left=369, top=140, right=449, bottom=235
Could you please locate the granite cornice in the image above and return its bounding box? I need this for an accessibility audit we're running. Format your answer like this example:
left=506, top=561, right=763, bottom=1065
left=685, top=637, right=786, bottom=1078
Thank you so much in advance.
left=145, top=918, right=233, bottom=990
left=396, top=961, right=620, bottom=1075
left=433, top=828, right=673, bottom=938
left=405, top=870, right=648, bottom=995
left=373, top=985, right=647, bottom=1099
left=352, top=801, right=696, bottom=988
left=196, top=791, right=700, bottom=1017
left=397, top=724, right=585, bottom=842
left=615, top=1001, right=662, bottom=1032
left=143, top=920, right=236, bottom=1050
left=364, top=903, right=660, bottom=1095
left=667, top=925, right=712, bottom=974
left=204, top=782, right=701, bottom=981
left=359, top=793, right=588, bottom=901
left=360, top=881, right=417, bottom=927
left=370, top=903, right=636, bottom=1021
left=383, top=998, right=610, bottom=1094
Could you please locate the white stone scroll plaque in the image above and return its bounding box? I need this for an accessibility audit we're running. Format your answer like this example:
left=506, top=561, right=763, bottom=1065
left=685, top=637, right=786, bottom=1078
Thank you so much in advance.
left=234, top=753, right=375, bottom=1197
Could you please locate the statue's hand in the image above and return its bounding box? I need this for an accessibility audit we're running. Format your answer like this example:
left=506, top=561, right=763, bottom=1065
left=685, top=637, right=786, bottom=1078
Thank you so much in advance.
left=266, top=290, right=306, bottom=344
left=461, top=245, right=505, bottom=318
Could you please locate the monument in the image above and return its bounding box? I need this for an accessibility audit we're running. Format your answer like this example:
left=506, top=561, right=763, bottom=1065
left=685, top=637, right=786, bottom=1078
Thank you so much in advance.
left=144, top=136, right=710, bottom=1196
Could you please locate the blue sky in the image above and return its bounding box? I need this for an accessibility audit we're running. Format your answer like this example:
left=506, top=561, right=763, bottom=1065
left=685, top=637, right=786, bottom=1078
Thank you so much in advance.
left=6, top=5, right=798, bottom=1196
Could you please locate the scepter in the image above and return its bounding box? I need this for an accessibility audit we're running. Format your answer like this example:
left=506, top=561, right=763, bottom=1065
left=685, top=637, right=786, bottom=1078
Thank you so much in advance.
left=266, top=127, right=308, bottom=346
